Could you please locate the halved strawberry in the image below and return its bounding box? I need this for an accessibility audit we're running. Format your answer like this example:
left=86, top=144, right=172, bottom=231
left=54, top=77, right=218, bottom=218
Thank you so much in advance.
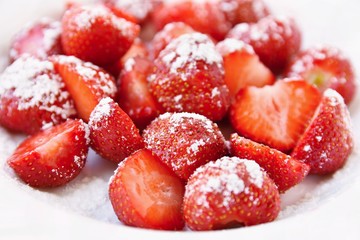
left=230, top=79, right=322, bottom=152
left=216, top=38, right=275, bottom=97
left=183, top=156, right=280, bottom=230
left=285, top=46, right=356, bottom=104
left=7, top=119, right=89, bottom=188
left=230, top=133, right=310, bottom=192
left=109, top=148, right=185, bottom=230
left=61, top=5, right=140, bottom=66
left=88, top=97, right=144, bottom=163
left=51, top=55, right=117, bottom=122
left=291, top=89, right=353, bottom=174
left=117, top=56, right=163, bottom=130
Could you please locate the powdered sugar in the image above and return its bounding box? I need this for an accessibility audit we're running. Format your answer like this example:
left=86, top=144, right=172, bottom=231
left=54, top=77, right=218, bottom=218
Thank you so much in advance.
left=88, top=97, right=113, bottom=129
left=124, top=58, right=135, bottom=72
left=112, top=0, right=153, bottom=20
left=217, top=38, right=255, bottom=55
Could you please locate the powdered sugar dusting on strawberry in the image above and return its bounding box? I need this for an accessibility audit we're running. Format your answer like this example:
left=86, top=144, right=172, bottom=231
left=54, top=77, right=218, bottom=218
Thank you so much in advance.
left=88, top=97, right=113, bottom=130
left=242, top=159, right=264, bottom=188
left=217, top=38, right=255, bottom=55
left=78, top=119, right=90, bottom=145
left=113, top=0, right=153, bottom=20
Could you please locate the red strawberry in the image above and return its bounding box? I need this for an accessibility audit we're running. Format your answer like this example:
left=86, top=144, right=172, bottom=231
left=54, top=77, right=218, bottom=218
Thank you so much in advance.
left=150, top=22, right=195, bottom=60
left=143, top=112, right=228, bottom=180
left=88, top=97, right=144, bottom=163
left=7, top=119, right=89, bottom=188
left=285, top=46, right=356, bottom=104
left=227, top=15, right=301, bottom=74
left=0, top=56, right=76, bottom=135
left=230, top=133, right=310, bottom=192
left=9, top=18, right=62, bottom=62
left=216, top=38, right=275, bottom=97
left=51, top=55, right=117, bottom=122
left=61, top=5, right=140, bottom=66
left=117, top=56, right=163, bottom=130
left=183, top=156, right=280, bottom=230
left=109, top=148, right=185, bottom=230
left=149, top=33, right=230, bottom=121
left=230, top=79, right=322, bottom=152
left=291, top=89, right=353, bottom=174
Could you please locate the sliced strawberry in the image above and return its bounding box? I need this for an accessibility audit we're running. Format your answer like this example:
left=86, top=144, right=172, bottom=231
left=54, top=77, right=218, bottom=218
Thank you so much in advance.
left=117, top=56, right=163, bottom=130
left=9, top=18, right=62, bottom=62
left=7, top=119, right=89, bottom=188
left=51, top=55, right=117, bottom=122
left=143, top=112, right=228, bottom=180
left=216, top=38, right=275, bottom=97
left=149, top=33, right=230, bottom=121
left=0, top=56, right=76, bottom=134
left=291, top=89, right=354, bottom=174
left=88, top=97, right=143, bottom=163
left=61, top=5, right=140, bottom=66
left=227, top=15, right=302, bottom=74
left=285, top=46, right=356, bottom=104
left=183, top=156, right=280, bottom=230
left=230, top=133, right=310, bottom=192
left=230, top=79, right=322, bottom=152
left=109, top=148, right=185, bottom=230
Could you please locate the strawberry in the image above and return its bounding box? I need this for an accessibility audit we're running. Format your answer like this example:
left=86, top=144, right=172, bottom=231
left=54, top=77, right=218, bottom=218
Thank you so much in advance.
left=291, top=89, right=353, bottom=174
left=143, top=112, right=228, bottom=180
left=51, top=55, right=117, bottom=122
left=149, top=33, right=230, bottom=121
left=230, top=79, right=322, bottom=152
left=230, top=133, right=310, bottom=192
left=88, top=97, right=144, bottom=163
left=227, top=15, right=302, bottom=74
left=7, top=119, right=89, bottom=188
left=0, top=56, right=76, bottom=135
left=216, top=38, right=275, bottom=98
left=183, top=156, right=280, bottom=230
left=9, top=18, right=62, bottom=62
left=109, top=148, right=185, bottom=230
left=61, top=5, right=140, bottom=66
left=117, top=56, right=163, bottom=130
left=285, top=46, right=357, bottom=104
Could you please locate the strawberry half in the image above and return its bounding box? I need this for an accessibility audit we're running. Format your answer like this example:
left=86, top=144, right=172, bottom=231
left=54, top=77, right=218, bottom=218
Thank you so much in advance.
left=7, top=119, right=89, bottom=188
left=216, top=38, right=275, bottom=98
left=230, top=79, right=322, bottom=152
left=291, top=89, right=354, bottom=174
left=88, top=97, right=144, bottom=163
left=230, top=133, right=310, bottom=192
left=183, top=156, right=280, bottom=230
left=109, top=148, right=185, bottom=230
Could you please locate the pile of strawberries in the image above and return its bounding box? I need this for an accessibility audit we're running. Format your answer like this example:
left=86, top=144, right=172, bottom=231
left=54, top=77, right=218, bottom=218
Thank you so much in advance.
left=0, top=0, right=356, bottom=231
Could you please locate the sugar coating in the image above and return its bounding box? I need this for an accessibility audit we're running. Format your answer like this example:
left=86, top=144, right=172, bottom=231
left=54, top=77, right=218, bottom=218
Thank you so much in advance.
left=217, top=38, right=255, bottom=55
left=88, top=97, right=114, bottom=130
left=112, top=0, right=153, bottom=20
left=124, top=58, right=135, bottom=72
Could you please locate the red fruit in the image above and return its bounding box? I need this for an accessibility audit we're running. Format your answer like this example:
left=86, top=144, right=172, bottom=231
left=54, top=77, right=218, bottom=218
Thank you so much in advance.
left=230, top=79, right=322, bottom=152
left=183, top=156, right=280, bottom=230
left=149, top=33, right=230, bottom=121
left=285, top=46, right=356, bottom=104
left=7, top=119, right=89, bottom=188
left=109, top=148, right=185, bottom=230
left=216, top=38, right=275, bottom=97
left=117, top=56, right=163, bottom=130
left=230, top=133, right=310, bottom=192
left=150, top=22, right=195, bottom=60
left=221, top=0, right=270, bottom=24
left=227, top=15, right=301, bottom=74
left=143, top=112, right=228, bottom=180
left=61, top=5, right=140, bottom=66
left=152, top=0, right=231, bottom=40
left=9, top=18, right=62, bottom=62
left=0, top=56, right=76, bottom=135
left=88, top=97, right=144, bottom=163
left=51, top=55, right=117, bottom=122
left=291, top=89, right=354, bottom=174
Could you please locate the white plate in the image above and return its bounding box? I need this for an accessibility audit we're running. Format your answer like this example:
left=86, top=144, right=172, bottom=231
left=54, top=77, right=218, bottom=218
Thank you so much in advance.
left=1, top=0, right=360, bottom=239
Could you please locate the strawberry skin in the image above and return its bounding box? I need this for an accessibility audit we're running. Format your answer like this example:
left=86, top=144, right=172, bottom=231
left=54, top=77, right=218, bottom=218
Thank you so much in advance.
left=183, top=156, right=280, bottom=230
left=88, top=97, right=144, bottom=163
left=230, top=78, right=322, bottom=152
left=230, top=133, right=310, bottom=192
left=109, top=148, right=185, bottom=230
left=7, top=119, right=89, bottom=188
left=291, top=89, right=354, bottom=174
